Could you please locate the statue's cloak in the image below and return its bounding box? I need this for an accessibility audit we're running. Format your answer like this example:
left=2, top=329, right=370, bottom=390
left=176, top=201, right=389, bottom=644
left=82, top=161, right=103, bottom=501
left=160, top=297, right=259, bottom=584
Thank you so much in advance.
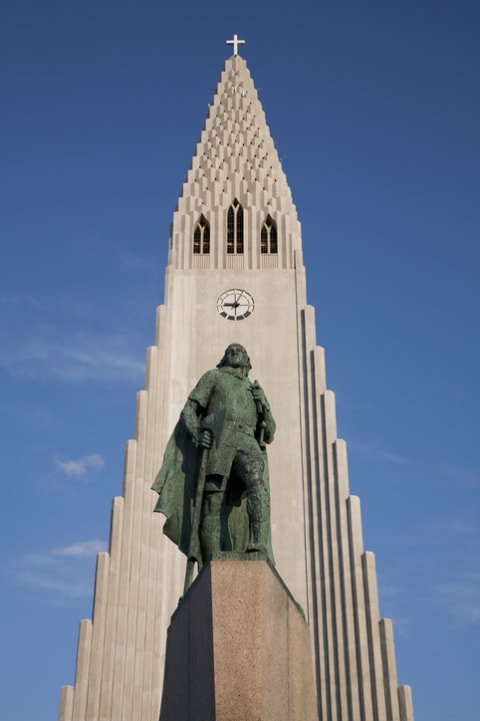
left=151, top=421, right=274, bottom=567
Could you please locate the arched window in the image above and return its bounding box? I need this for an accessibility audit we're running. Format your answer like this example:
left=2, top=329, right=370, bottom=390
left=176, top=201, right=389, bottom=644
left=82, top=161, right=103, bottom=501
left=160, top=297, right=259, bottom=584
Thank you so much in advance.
left=260, top=215, right=277, bottom=254
left=227, top=199, right=244, bottom=254
left=193, top=215, right=210, bottom=254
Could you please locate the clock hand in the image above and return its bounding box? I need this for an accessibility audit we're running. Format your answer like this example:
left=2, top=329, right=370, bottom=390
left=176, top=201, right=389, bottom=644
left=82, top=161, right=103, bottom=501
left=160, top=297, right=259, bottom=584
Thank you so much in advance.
left=224, top=301, right=240, bottom=308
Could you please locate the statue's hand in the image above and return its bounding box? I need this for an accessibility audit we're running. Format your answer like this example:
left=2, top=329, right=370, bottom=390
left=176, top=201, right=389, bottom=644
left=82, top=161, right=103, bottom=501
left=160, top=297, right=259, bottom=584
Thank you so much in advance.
left=199, top=428, right=213, bottom=449
left=251, top=382, right=269, bottom=413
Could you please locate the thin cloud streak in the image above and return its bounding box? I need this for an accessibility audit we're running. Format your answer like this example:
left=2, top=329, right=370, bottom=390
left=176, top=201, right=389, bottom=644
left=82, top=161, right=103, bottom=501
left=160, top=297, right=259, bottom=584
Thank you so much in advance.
left=56, top=454, right=105, bottom=479
left=432, top=572, right=480, bottom=626
left=0, top=286, right=152, bottom=383
left=0, top=331, right=145, bottom=382
left=347, top=439, right=409, bottom=465
left=117, top=248, right=161, bottom=275
left=15, top=571, right=96, bottom=599
left=439, top=462, right=480, bottom=489
left=23, top=539, right=107, bottom=565
left=53, top=539, right=107, bottom=558
left=395, top=516, right=480, bottom=627
left=0, top=293, right=46, bottom=311
left=16, top=539, right=108, bottom=600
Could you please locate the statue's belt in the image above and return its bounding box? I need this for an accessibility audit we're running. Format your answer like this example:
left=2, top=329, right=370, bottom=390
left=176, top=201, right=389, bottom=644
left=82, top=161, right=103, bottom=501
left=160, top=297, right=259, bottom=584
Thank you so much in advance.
left=224, top=419, right=256, bottom=437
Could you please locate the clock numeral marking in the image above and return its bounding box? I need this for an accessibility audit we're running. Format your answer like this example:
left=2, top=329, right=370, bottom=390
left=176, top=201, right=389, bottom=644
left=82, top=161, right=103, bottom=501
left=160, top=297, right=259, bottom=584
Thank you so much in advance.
left=217, top=288, right=254, bottom=321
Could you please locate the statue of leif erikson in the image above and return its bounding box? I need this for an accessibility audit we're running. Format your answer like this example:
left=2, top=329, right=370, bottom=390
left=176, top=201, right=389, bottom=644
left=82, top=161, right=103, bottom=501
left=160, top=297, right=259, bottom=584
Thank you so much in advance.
left=152, top=344, right=276, bottom=588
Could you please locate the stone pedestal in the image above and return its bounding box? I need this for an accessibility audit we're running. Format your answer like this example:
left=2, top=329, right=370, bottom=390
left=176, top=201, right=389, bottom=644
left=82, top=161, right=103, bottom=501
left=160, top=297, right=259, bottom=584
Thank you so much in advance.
left=159, top=559, right=319, bottom=721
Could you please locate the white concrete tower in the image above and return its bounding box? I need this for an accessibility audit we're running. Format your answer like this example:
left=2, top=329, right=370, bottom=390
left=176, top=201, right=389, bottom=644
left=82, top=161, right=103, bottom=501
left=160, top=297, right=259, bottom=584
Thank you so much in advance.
left=58, top=43, right=414, bottom=721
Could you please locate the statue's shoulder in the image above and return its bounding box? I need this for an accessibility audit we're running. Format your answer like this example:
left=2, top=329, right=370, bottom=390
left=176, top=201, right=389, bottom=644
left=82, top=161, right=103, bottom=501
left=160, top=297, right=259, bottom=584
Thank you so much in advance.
left=192, top=368, right=216, bottom=384
left=189, top=368, right=218, bottom=400
left=199, top=368, right=219, bottom=384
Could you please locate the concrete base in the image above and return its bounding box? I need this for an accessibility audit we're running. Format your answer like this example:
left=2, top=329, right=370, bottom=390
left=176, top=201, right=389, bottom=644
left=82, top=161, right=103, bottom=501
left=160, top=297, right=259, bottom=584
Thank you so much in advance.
left=159, top=559, right=319, bottom=721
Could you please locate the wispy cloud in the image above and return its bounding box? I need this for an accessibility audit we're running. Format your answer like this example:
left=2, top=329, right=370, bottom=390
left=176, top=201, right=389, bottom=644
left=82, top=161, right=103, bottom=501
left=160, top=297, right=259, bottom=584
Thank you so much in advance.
left=432, top=517, right=479, bottom=537
left=438, top=462, right=480, bottom=489
left=15, top=572, right=96, bottom=599
left=24, top=540, right=106, bottom=565
left=0, top=329, right=145, bottom=383
left=0, top=284, right=152, bottom=384
left=390, top=616, right=412, bottom=639
left=0, top=293, right=46, bottom=311
left=404, top=516, right=480, bottom=627
left=16, top=539, right=107, bottom=601
left=432, top=572, right=480, bottom=626
left=117, top=248, right=161, bottom=274
left=347, top=440, right=409, bottom=465
left=54, top=540, right=106, bottom=557
left=55, top=454, right=105, bottom=479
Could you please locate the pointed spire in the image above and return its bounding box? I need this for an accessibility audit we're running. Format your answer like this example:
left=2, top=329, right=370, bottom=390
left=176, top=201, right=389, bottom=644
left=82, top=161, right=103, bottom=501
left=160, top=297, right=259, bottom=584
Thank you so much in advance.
left=177, top=55, right=298, bottom=216
left=187, top=54, right=297, bottom=214
left=171, top=55, right=301, bottom=268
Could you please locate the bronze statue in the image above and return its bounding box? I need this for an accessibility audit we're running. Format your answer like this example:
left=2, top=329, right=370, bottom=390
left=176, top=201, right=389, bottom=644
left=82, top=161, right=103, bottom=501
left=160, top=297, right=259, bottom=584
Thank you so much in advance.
left=152, top=344, right=275, bottom=586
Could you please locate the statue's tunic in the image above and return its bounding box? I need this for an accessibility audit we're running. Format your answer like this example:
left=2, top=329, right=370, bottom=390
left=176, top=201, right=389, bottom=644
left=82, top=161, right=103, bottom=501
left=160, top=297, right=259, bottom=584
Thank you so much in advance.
left=187, top=366, right=268, bottom=480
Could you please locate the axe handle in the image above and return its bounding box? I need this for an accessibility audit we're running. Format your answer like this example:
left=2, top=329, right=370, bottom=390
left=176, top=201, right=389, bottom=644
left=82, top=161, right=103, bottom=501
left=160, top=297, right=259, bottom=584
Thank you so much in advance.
left=252, top=381, right=267, bottom=449
left=183, top=559, right=195, bottom=595
left=183, top=445, right=208, bottom=594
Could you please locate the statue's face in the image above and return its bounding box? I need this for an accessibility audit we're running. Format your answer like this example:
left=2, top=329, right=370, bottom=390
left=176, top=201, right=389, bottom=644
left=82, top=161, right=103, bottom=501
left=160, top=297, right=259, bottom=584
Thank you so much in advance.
left=224, top=344, right=248, bottom=369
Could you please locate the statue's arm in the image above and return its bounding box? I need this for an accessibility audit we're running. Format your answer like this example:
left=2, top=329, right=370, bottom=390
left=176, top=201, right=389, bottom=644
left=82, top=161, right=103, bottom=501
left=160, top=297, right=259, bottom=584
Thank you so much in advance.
left=251, top=382, right=276, bottom=444
left=179, top=370, right=216, bottom=447
left=180, top=399, right=203, bottom=444
left=262, top=404, right=276, bottom=444
left=180, top=399, right=213, bottom=449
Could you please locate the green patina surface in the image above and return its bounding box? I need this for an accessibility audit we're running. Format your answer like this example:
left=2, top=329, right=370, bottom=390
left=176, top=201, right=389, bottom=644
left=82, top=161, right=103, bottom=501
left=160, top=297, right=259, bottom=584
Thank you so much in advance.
left=152, top=344, right=276, bottom=586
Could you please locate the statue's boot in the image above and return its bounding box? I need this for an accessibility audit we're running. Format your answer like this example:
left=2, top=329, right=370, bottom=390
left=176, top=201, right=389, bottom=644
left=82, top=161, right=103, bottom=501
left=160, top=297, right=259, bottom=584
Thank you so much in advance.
left=246, top=484, right=270, bottom=553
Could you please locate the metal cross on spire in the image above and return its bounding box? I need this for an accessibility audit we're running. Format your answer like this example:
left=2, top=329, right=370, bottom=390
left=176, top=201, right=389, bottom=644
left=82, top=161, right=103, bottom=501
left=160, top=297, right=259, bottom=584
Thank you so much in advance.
left=226, top=34, right=245, bottom=56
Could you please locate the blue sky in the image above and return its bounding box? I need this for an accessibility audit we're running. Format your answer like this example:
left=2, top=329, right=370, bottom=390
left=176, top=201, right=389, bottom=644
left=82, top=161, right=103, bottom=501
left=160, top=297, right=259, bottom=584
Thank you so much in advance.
left=1, top=2, right=479, bottom=719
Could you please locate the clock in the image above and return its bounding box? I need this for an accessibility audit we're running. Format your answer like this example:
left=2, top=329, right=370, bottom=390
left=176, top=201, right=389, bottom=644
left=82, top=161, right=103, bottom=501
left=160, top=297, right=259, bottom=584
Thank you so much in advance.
left=217, top=288, right=255, bottom=321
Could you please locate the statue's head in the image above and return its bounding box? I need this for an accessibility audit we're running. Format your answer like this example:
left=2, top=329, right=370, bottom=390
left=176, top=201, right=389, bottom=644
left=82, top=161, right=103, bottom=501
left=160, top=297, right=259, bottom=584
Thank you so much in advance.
left=217, top=343, right=251, bottom=374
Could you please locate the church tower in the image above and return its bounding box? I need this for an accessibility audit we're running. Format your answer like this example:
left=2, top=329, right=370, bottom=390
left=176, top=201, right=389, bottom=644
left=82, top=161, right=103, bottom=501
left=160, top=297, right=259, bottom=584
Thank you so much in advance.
left=58, top=39, right=414, bottom=721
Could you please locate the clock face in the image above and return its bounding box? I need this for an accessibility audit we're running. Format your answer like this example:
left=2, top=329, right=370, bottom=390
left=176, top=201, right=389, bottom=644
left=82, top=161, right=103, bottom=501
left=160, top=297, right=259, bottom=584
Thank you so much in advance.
left=217, top=289, right=255, bottom=321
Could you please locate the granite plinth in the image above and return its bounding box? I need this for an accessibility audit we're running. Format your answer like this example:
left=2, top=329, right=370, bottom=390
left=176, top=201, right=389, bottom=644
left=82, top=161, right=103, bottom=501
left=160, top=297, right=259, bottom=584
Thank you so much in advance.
left=159, top=559, right=318, bottom=721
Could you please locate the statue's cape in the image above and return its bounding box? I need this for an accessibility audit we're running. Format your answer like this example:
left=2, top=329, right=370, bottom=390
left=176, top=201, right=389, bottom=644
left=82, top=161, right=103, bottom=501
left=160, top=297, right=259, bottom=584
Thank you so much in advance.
left=151, top=421, right=274, bottom=567
left=151, top=422, right=202, bottom=560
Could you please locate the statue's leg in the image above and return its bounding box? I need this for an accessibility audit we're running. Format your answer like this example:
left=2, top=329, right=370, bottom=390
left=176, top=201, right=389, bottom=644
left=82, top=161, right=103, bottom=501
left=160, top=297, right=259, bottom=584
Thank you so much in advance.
left=200, top=480, right=225, bottom=560
left=245, top=483, right=270, bottom=551
left=238, top=454, right=270, bottom=552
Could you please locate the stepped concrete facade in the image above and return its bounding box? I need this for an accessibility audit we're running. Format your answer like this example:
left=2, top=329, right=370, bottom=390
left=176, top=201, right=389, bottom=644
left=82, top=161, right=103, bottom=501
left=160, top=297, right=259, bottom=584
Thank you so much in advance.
left=58, top=47, right=414, bottom=721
